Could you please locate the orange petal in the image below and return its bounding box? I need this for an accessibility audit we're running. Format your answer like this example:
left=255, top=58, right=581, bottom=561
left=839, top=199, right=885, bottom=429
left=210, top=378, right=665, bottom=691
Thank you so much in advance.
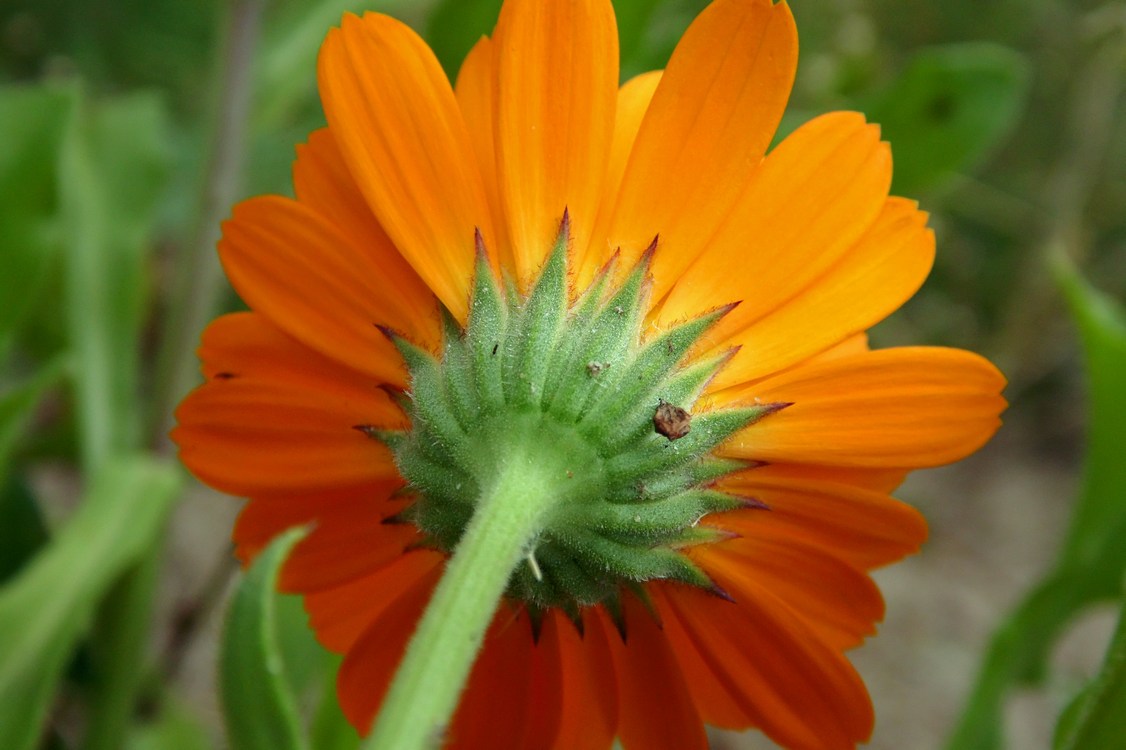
left=492, top=0, right=618, bottom=286
left=717, top=467, right=927, bottom=569
left=196, top=312, right=396, bottom=391
left=218, top=197, right=428, bottom=385
left=291, top=128, right=439, bottom=348
left=319, top=13, right=493, bottom=320
left=550, top=610, right=616, bottom=750
left=172, top=374, right=402, bottom=498
left=603, top=0, right=797, bottom=290
left=663, top=582, right=874, bottom=750
left=604, top=593, right=707, bottom=750
left=232, top=482, right=401, bottom=564
left=709, top=197, right=935, bottom=388
left=717, top=347, right=1006, bottom=468
left=699, top=537, right=885, bottom=650
left=281, top=506, right=418, bottom=593
left=449, top=610, right=536, bottom=747
left=454, top=36, right=514, bottom=271
left=305, top=550, right=443, bottom=653
left=580, top=70, right=662, bottom=283
left=649, top=585, right=752, bottom=729
left=657, top=111, right=891, bottom=332
left=336, top=560, right=442, bottom=733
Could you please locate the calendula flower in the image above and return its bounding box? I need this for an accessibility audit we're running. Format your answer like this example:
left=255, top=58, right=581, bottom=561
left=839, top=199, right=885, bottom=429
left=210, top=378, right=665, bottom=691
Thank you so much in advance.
left=173, top=0, right=1006, bottom=748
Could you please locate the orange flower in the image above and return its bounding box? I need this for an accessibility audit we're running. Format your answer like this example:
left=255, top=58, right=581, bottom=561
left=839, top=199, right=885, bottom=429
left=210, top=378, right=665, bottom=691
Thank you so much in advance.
left=173, top=1, right=1005, bottom=748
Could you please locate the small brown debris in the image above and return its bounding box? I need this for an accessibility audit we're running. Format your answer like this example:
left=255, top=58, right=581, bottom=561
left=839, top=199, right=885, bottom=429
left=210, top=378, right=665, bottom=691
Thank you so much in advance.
left=653, top=400, right=691, bottom=440
left=586, top=361, right=608, bottom=377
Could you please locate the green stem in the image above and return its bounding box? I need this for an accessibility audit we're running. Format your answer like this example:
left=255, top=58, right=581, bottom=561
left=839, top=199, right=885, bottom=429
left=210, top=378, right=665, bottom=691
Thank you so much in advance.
left=364, top=441, right=562, bottom=750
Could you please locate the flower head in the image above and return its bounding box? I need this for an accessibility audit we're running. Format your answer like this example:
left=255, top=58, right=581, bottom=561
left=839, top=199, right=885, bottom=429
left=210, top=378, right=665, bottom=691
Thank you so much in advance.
left=173, top=1, right=1006, bottom=748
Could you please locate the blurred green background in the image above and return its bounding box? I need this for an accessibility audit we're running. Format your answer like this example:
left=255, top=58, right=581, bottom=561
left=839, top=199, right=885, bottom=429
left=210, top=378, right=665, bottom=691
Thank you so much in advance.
left=1, top=0, right=1124, bottom=748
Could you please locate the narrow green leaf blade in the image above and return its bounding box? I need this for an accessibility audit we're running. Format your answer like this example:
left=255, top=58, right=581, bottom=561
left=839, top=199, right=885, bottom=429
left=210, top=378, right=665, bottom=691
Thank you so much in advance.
left=1056, top=261, right=1126, bottom=570
left=0, top=457, right=181, bottom=750
left=1056, top=598, right=1126, bottom=750
left=0, top=85, right=73, bottom=358
left=220, top=529, right=310, bottom=750
left=947, top=262, right=1126, bottom=749
left=59, top=90, right=171, bottom=472
left=0, top=356, right=68, bottom=488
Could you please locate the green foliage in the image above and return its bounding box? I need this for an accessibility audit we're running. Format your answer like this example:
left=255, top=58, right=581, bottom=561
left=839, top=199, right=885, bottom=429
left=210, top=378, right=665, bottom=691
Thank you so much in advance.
left=220, top=529, right=310, bottom=750
left=865, top=44, right=1030, bottom=196
left=59, top=88, right=172, bottom=473
left=947, top=262, right=1126, bottom=749
left=1054, top=600, right=1126, bottom=750
left=0, top=86, right=71, bottom=359
left=0, top=457, right=180, bottom=750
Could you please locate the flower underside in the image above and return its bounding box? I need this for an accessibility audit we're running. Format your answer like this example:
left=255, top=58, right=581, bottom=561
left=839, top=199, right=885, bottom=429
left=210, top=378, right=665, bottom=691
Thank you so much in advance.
left=361, top=211, right=789, bottom=627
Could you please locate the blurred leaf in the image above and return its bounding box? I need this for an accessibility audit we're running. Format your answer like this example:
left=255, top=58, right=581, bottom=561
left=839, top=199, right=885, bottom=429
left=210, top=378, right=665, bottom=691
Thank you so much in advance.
left=1056, top=599, right=1126, bottom=750
left=1054, top=681, right=1097, bottom=750
left=614, top=0, right=662, bottom=73
left=947, top=261, right=1126, bottom=750
left=257, top=0, right=404, bottom=128
left=59, top=90, right=172, bottom=472
left=0, top=355, right=67, bottom=487
left=0, top=356, right=67, bottom=584
left=1056, top=262, right=1126, bottom=569
left=310, top=654, right=360, bottom=750
left=221, top=528, right=310, bottom=750
left=866, top=43, right=1030, bottom=195
left=125, top=700, right=213, bottom=750
left=0, top=479, right=50, bottom=585
left=0, top=457, right=181, bottom=750
left=426, top=0, right=503, bottom=79
left=0, top=85, right=74, bottom=358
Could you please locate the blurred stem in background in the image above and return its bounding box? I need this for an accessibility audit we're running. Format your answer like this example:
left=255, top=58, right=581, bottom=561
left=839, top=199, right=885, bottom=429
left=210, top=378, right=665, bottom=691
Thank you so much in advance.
left=89, top=0, right=266, bottom=747
left=150, top=0, right=265, bottom=451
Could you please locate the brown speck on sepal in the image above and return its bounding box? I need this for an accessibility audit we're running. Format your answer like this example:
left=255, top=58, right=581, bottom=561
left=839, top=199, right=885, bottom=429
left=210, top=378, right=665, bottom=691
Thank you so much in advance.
left=212, top=372, right=236, bottom=380
left=654, top=400, right=692, bottom=440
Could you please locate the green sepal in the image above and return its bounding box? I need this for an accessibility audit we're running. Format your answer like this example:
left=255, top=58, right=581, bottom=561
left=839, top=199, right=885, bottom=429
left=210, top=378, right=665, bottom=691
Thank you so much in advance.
left=579, top=302, right=737, bottom=433
left=380, top=329, right=467, bottom=464
left=638, top=458, right=755, bottom=501
left=503, top=212, right=570, bottom=407
left=607, top=404, right=790, bottom=484
left=438, top=309, right=478, bottom=429
left=545, top=242, right=654, bottom=422
left=573, top=489, right=745, bottom=546
left=539, top=250, right=618, bottom=409
left=597, top=347, right=739, bottom=454
left=558, top=529, right=713, bottom=589
left=466, top=233, right=507, bottom=415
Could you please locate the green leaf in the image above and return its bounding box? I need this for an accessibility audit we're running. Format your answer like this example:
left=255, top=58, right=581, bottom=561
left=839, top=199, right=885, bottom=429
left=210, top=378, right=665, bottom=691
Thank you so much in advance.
left=310, top=653, right=360, bottom=750
left=125, top=699, right=213, bottom=750
left=0, top=356, right=68, bottom=488
left=866, top=43, right=1030, bottom=195
left=0, top=457, right=181, bottom=750
left=0, top=85, right=74, bottom=358
left=947, top=261, right=1126, bottom=749
left=1056, top=261, right=1126, bottom=571
left=220, top=528, right=310, bottom=750
left=1056, top=598, right=1126, bottom=750
left=0, top=478, right=50, bottom=585
left=426, top=0, right=503, bottom=79
left=58, top=89, right=172, bottom=472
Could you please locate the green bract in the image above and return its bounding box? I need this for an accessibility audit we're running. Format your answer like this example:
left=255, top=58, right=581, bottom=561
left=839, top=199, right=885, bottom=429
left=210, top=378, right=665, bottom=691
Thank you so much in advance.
left=362, top=213, right=787, bottom=624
